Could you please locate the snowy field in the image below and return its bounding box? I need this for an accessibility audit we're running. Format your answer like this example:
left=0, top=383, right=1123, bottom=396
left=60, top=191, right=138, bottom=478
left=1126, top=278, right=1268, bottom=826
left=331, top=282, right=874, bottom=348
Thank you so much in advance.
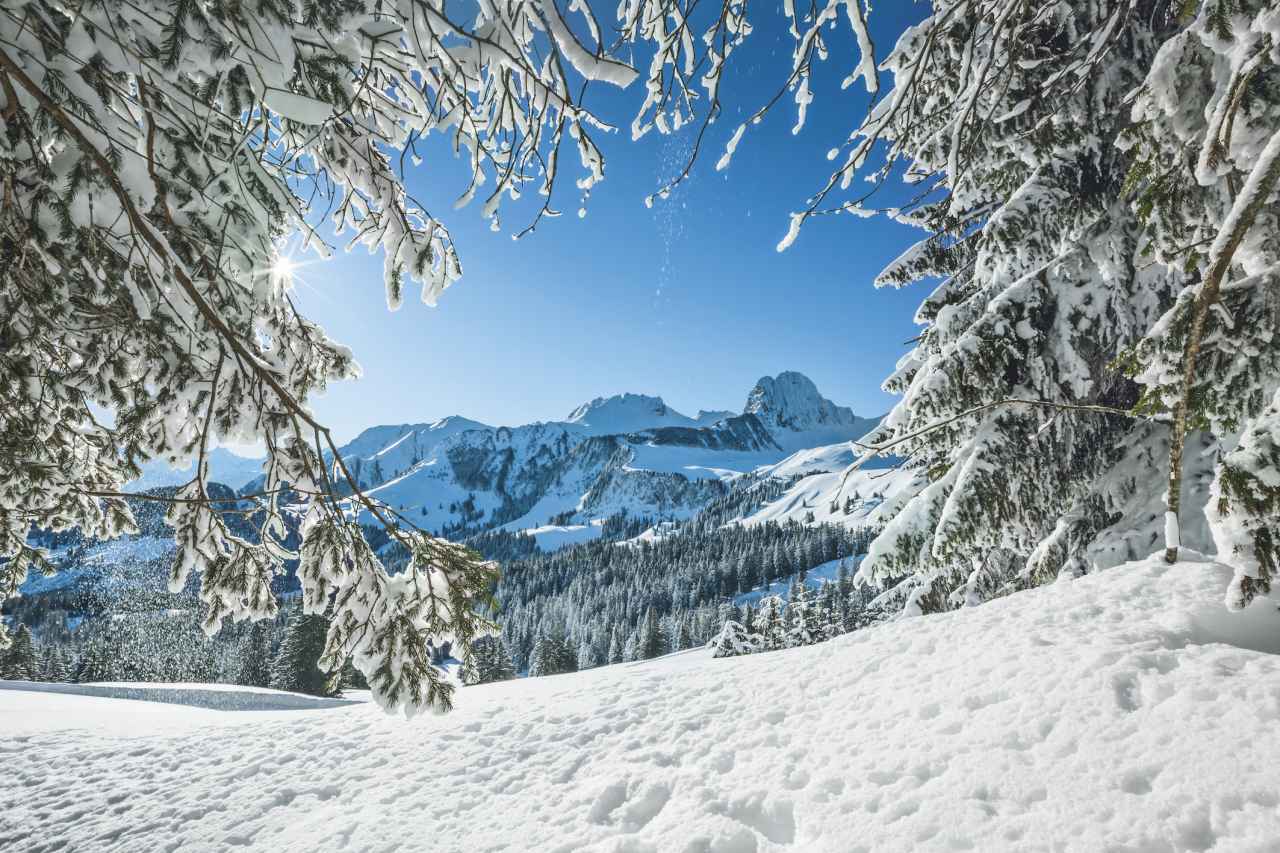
left=5, top=554, right=1280, bottom=852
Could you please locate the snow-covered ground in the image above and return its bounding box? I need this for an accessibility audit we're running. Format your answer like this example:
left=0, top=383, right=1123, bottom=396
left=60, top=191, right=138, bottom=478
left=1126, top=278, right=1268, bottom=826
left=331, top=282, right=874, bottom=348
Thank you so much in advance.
left=0, top=680, right=363, bottom=713
left=5, top=554, right=1280, bottom=851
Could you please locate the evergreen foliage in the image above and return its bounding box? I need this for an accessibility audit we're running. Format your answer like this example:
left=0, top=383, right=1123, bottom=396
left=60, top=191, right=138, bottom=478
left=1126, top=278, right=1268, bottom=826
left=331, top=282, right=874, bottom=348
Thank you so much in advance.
left=528, top=628, right=578, bottom=678
left=0, top=624, right=36, bottom=679
left=270, top=610, right=338, bottom=698
left=461, top=635, right=517, bottom=686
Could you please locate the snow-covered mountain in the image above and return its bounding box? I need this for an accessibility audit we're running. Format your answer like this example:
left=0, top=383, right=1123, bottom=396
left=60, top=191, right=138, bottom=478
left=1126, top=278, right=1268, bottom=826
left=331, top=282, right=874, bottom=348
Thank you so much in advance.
left=563, top=393, right=699, bottom=435
left=319, top=372, right=882, bottom=539
left=744, top=371, right=879, bottom=451
left=128, top=447, right=264, bottom=493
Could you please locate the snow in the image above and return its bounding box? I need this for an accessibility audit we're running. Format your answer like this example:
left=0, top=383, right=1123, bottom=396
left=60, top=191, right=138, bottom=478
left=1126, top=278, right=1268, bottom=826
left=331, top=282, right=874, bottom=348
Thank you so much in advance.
left=0, top=681, right=362, bottom=715
left=740, top=462, right=923, bottom=529
left=517, top=521, right=604, bottom=550
left=7, top=554, right=1280, bottom=851
left=733, top=556, right=855, bottom=606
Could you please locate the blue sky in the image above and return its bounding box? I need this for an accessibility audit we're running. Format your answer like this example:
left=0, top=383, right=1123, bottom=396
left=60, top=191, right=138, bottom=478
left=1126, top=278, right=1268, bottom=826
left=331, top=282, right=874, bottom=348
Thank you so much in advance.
left=292, top=3, right=930, bottom=442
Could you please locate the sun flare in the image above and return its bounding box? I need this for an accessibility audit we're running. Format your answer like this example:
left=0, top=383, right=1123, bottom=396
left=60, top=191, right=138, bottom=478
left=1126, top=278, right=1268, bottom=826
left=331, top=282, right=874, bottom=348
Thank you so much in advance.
left=270, top=254, right=297, bottom=282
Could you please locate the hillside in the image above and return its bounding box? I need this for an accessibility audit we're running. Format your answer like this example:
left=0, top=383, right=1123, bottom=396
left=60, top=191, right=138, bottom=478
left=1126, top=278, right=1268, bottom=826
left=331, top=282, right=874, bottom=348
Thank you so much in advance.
left=5, top=553, right=1279, bottom=851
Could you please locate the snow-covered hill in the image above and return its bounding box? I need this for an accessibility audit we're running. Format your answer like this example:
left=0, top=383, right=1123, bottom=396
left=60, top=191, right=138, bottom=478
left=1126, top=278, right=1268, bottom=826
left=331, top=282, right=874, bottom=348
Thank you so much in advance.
left=6, top=553, right=1279, bottom=851
left=321, top=372, right=883, bottom=539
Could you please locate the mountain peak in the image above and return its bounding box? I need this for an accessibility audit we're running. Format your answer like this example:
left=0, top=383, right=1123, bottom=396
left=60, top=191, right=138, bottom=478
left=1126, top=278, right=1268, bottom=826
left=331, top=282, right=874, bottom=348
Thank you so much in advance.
left=564, top=393, right=696, bottom=435
left=744, top=371, right=859, bottom=433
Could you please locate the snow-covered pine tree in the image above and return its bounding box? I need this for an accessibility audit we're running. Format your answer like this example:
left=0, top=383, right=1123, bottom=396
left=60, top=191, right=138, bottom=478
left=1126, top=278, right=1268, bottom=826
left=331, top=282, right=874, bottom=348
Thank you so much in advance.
left=577, top=637, right=601, bottom=671
left=607, top=626, right=625, bottom=666
left=74, top=639, right=114, bottom=684
left=235, top=621, right=273, bottom=689
left=636, top=607, right=666, bottom=661
left=0, top=624, right=36, bottom=679
left=755, top=596, right=786, bottom=652
left=1122, top=1, right=1280, bottom=607
left=529, top=628, right=577, bottom=677
left=790, top=1, right=1237, bottom=613
left=271, top=610, right=338, bottom=697
left=710, top=621, right=756, bottom=658
left=461, top=635, right=516, bottom=686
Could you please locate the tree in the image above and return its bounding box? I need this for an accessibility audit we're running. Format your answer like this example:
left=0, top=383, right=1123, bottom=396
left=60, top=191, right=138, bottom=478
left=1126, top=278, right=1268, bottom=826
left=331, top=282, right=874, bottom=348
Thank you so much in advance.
left=235, top=621, right=274, bottom=689
left=461, top=635, right=516, bottom=686
left=607, top=626, right=625, bottom=666
left=755, top=596, right=786, bottom=652
left=75, top=639, right=114, bottom=684
left=1, top=625, right=36, bottom=680
left=810, top=0, right=1278, bottom=621
left=636, top=608, right=666, bottom=661
left=710, top=621, right=755, bottom=658
left=271, top=611, right=338, bottom=697
left=529, top=628, right=577, bottom=678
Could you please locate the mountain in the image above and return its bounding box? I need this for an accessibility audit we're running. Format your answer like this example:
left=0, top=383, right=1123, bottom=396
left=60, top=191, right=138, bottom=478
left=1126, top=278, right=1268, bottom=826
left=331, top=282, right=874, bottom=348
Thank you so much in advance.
left=128, top=447, right=264, bottom=493
left=319, top=371, right=883, bottom=544
left=563, top=394, right=699, bottom=435
left=743, top=371, right=880, bottom=451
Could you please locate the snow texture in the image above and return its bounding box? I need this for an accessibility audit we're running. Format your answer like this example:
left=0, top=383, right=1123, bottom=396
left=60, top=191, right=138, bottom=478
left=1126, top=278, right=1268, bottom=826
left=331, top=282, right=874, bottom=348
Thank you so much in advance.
left=5, top=554, right=1280, bottom=851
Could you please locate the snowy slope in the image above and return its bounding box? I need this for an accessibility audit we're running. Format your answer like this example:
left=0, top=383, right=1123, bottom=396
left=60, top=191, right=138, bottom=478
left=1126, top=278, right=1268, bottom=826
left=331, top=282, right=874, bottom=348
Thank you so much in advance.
left=6, top=554, right=1280, bottom=852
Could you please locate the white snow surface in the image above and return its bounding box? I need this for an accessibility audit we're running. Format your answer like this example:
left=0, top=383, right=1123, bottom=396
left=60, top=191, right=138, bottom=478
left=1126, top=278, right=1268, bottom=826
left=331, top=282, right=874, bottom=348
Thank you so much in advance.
left=7, top=554, right=1280, bottom=852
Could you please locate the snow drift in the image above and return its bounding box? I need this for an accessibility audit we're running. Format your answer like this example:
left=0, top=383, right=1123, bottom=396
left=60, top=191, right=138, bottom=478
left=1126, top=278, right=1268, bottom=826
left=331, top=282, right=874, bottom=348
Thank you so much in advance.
left=4, top=554, right=1280, bottom=851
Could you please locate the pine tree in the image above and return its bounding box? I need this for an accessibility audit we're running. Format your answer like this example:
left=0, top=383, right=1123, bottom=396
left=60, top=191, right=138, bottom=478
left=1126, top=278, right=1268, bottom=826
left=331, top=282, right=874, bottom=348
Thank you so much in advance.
left=755, top=596, right=786, bottom=652
left=462, top=635, right=517, bottom=686
left=607, top=626, right=625, bottom=666
left=1, top=625, right=36, bottom=680
left=636, top=608, right=665, bottom=661
left=75, top=639, right=114, bottom=684
left=710, top=621, right=756, bottom=658
left=271, top=611, right=338, bottom=697
left=529, top=628, right=577, bottom=678
left=235, top=621, right=274, bottom=689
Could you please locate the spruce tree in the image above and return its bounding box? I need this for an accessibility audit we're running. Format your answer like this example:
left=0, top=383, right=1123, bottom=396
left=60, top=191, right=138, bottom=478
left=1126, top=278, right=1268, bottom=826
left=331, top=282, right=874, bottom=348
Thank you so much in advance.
left=235, top=621, right=274, bottom=689
left=1, top=625, right=36, bottom=680
left=461, top=635, right=517, bottom=686
left=636, top=608, right=665, bottom=661
left=529, top=628, right=577, bottom=678
left=271, top=611, right=338, bottom=697
left=711, top=621, right=756, bottom=658
left=607, top=627, right=625, bottom=666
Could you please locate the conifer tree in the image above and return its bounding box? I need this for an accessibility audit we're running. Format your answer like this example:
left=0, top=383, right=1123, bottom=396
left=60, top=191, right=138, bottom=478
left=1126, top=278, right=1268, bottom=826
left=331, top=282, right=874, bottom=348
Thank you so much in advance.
left=636, top=608, right=666, bottom=661
left=271, top=611, right=338, bottom=697
left=74, top=639, right=114, bottom=684
left=235, top=621, right=274, bottom=689
left=529, top=628, right=577, bottom=678
left=755, top=596, right=787, bottom=652
left=461, top=635, right=517, bottom=686
left=607, top=627, right=625, bottom=666
left=711, top=621, right=756, bottom=658
left=1, top=625, right=36, bottom=680
left=807, top=0, right=1280, bottom=616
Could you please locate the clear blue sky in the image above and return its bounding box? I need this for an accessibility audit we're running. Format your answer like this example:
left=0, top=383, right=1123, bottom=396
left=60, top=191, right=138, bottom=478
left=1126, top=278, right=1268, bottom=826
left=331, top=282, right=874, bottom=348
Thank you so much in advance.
left=292, top=4, right=930, bottom=442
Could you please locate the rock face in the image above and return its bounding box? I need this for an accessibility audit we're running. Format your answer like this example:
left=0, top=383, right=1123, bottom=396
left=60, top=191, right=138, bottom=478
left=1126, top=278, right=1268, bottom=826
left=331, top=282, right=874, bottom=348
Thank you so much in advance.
left=241, top=372, right=880, bottom=536
left=744, top=371, right=861, bottom=432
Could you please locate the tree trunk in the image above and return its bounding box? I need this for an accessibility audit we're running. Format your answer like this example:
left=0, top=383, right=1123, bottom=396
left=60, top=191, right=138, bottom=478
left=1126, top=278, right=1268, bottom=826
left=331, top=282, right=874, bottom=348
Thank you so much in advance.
left=1165, top=128, right=1280, bottom=563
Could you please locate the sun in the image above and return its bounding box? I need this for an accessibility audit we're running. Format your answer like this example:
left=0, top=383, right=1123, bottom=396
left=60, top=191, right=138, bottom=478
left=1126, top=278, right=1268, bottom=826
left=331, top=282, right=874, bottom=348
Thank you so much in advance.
left=271, top=254, right=297, bottom=282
